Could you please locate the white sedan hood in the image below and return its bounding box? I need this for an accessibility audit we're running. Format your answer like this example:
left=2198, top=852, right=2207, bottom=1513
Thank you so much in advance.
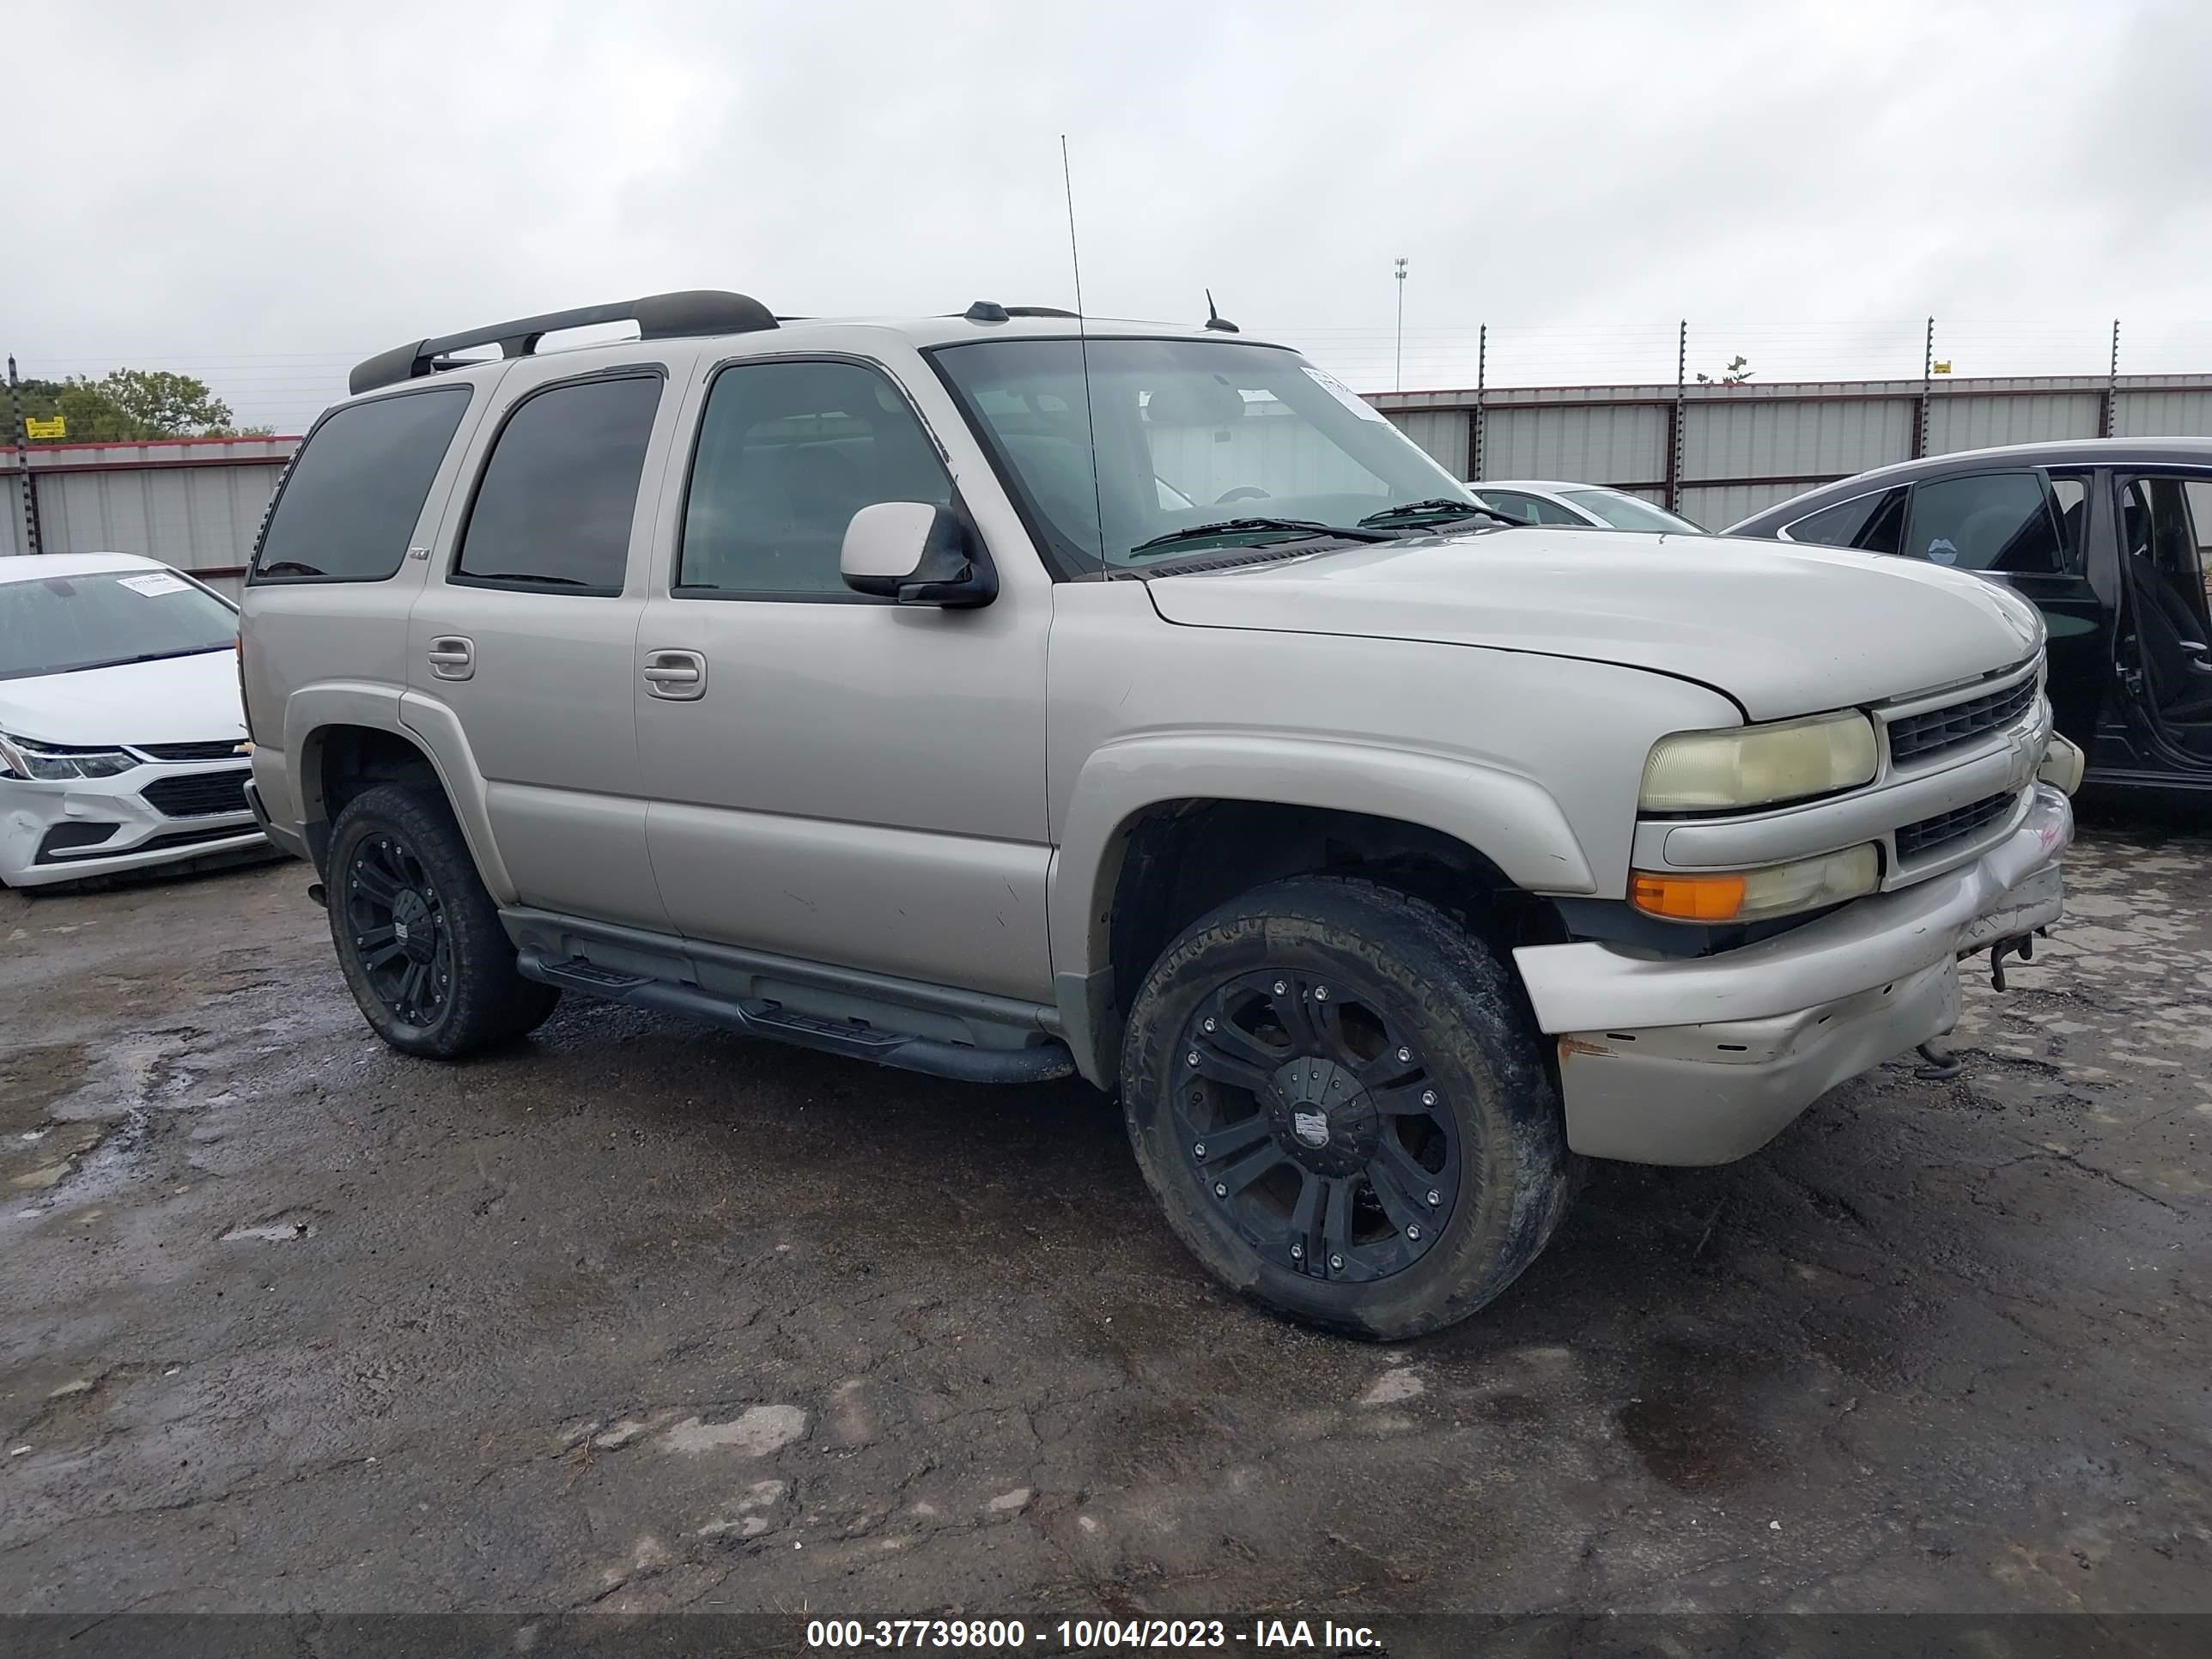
left=0, top=648, right=247, bottom=747
left=1142, top=528, right=2045, bottom=720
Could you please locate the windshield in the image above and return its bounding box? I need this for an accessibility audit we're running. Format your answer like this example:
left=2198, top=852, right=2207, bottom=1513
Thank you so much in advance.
left=932, top=337, right=1474, bottom=569
left=1559, top=489, right=1704, bottom=534
left=0, top=568, right=237, bottom=682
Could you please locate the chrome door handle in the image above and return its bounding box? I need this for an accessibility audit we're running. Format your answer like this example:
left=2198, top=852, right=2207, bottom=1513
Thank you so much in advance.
left=643, top=648, right=707, bottom=700
left=426, top=636, right=474, bottom=681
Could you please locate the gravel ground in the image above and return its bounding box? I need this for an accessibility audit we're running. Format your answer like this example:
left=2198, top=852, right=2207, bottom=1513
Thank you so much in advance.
left=1, top=817, right=2206, bottom=1618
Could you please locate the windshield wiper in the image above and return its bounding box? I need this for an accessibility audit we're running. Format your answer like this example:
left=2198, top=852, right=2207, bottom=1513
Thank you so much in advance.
left=1357, top=498, right=1518, bottom=529
left=1127, top=517, right=1399, bottom=557
left=111, top=646, right=234, bottom=665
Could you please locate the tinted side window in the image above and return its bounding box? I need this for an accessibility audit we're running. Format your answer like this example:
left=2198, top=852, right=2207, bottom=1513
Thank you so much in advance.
left=454, top=375, right=662, bottom=593
left=1902, top=471, right=2062, bottom=574
left=1479, top=490, right=1582, bottom=526
left=1784, top=486, right=1906, bottom=554
left=252, top=388, right=470, bottom=583
left=679, top=360, right=953, bottom=596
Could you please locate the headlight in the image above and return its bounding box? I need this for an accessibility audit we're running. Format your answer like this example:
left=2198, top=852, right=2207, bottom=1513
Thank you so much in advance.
left=0, top=732, right=140, bottom=781
left=1632, top=843, right=1881, bottom=923
left=1639, top=711, right=1877, bottom=812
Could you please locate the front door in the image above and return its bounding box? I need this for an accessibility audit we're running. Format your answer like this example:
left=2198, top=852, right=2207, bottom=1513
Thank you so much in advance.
left=406, top=359, right=684, bottom=931
left=633, top=354, right=1052, bottom=1000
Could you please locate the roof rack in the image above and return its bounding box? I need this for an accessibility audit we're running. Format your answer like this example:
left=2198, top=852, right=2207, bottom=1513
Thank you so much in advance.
left=349, top=289, right=776, bottom=396
left=960, top=301, right=1081, bottom=324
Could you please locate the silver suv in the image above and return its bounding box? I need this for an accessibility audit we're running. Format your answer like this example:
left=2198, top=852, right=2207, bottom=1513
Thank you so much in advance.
left=240, top=290, right=2075, bottom=1338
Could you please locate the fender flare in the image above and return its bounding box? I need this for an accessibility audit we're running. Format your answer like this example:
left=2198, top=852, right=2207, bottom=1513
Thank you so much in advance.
left=1046, top=733, right=1596, bottom=1080
left=281, top=683, right=515, bottom=903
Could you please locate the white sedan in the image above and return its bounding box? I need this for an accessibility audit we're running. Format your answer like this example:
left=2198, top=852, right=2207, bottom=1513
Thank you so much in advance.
left=0, top=552, right=265, bottom=888
left=1467, top=478, right=1705, bottom=533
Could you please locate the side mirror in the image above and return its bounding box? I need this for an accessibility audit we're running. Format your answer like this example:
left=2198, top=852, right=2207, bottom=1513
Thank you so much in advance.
left=841, top=501, right=997, bottom=607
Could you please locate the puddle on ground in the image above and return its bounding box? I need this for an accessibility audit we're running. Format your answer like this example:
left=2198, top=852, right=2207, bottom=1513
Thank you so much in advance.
left=2, top=1121, right=108, bottom=1193
left=0, top=1044, right=91, bottom=1133
left=221, top=1209, right=320, bottom=1243
left=1618, top=1340, right=1786, bottom=1492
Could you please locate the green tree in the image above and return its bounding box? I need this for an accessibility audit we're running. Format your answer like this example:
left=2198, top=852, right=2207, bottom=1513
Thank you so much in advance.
left=1694, top=354, right=1754, bottom=386
left=10, top=368, right=272, bottom=441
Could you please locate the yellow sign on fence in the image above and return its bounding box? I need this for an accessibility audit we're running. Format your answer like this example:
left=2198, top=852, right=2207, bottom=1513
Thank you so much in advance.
left=24, top=416, right=65, bottom=440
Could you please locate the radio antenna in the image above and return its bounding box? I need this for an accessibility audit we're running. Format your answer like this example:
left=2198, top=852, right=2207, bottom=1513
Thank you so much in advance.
left=1062, top=135, right=1108, bottom=574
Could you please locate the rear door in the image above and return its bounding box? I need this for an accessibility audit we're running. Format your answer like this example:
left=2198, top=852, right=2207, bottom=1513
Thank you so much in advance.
left=405, top=354, right=690, bottom=932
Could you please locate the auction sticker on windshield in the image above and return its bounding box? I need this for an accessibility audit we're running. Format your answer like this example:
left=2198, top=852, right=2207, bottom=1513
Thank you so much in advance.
left=118, top=574, right=190, bottom=597
left=1302, top=365, right=1390, bottom=422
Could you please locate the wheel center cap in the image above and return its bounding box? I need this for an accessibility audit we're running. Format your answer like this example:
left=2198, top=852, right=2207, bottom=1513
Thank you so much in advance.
left=391, top=888, right=434, bottom=960
left=1267, top=1055, right=1376, bottom=1175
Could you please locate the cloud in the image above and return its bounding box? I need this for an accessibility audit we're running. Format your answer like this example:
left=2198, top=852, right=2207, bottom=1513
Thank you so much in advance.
left=12, top=0, right=2203, bottom=423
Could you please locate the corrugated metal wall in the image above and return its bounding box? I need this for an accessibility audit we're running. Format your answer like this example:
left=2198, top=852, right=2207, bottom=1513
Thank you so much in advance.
left=9, top=371, right=2212, bottom=577
left=1, top=438, right=295, bottom=599
left=1377, top=371, right=2212, bottom=529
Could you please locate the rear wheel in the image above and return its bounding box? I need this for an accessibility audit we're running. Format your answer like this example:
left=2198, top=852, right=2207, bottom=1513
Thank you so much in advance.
left=1120, top=875, right=1573, bottom=1340
left=326, top=783, right=557, bottom=1059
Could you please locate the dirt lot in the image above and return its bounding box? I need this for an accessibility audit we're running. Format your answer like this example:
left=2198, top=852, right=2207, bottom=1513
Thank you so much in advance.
left=2, top=817, right=2208, bottom=1620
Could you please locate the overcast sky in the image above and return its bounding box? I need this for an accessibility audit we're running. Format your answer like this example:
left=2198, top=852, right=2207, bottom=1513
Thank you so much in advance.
left=9, top=0, right=2210, bottom=428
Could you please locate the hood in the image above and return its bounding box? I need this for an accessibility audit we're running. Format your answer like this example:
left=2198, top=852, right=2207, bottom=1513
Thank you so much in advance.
left=0, top=648, right=247, bottom=747
left=1141, top=529, right=2045, bottom=720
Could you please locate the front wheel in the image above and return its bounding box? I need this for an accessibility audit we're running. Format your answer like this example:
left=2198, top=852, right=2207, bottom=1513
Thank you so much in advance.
left=1120, top=876, right=1573, bottom=1340
left=326, top=783, right=558, bottom=1059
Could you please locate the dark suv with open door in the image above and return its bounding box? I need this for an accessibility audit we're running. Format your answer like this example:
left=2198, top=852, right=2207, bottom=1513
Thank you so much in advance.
left=1729, top=438, right=2212, bottom=799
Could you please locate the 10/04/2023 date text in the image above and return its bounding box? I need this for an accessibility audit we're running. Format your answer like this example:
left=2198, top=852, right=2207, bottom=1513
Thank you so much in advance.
left=805, top=1617, right=1383, bottom=1649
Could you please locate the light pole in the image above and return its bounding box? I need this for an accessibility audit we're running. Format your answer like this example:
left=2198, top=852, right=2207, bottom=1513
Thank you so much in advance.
left=1393, top=257, right=1408, bottom=391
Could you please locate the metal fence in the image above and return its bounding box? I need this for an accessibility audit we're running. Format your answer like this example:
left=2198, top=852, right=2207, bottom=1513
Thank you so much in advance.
left=1373, top=372, right=2212, bottom=528
left=9, top=352, right=2212, bottom=585
left=0, top=435, right=298, bottom=600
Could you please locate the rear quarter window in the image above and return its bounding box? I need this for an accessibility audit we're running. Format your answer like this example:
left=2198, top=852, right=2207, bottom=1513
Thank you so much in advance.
left=251, top=386, right=472, bottom=583
left=1781, top=486, right=1906, bottom=554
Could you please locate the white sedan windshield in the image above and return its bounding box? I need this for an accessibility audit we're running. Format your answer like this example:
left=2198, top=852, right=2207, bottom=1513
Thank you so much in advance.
left=0, top=569, right=237, bottom=681
left=1560, top=489, right=1704, bottom=534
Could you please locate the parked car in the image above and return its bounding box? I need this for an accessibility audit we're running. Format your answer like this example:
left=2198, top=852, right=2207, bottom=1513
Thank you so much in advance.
left=0, top=553, right=262, bottom=888
left=1468, top=478, right=1705, bottom=533
left=1728, top=439, right=2212, bottom=799
left=240, top=290, right=2073, bottom=1338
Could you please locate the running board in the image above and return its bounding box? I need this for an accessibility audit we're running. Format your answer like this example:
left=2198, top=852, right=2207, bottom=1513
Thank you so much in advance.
left=516, top=950, right=1074, bottom=1085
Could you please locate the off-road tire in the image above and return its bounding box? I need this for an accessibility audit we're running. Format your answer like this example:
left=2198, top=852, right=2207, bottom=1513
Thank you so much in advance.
left=1121, top=874, right=1574, bottom=1340
left=326, top=783, right=558, bottom=1059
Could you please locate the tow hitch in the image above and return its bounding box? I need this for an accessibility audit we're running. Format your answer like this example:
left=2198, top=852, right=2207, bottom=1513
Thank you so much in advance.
left=1988, top=930, right=2039, bottom=993
left=1917, top=926, right=2050, bottom=1078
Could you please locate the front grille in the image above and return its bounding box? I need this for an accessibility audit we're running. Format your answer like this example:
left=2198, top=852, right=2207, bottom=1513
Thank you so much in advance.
left=1896, top=790, right=2015, bottom=861
left=133, top=739, right=248, bottom=762
left=1887, top=676, right=2037, bottom=765
left=141, top=769, right=251, bottom=819
left=34, top=822, right=121, bottom=862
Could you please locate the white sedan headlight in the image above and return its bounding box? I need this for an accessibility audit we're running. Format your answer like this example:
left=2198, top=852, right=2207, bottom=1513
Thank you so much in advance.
left=0, top=732, right=140, bottom=781
left=1640, top=711, right=1877, bottom=813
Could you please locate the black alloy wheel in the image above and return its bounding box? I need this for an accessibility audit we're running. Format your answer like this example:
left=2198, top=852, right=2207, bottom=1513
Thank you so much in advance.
left=344, top=832, right=453, bottom=1027
left=1176, top=968, right=1461, bottom=1285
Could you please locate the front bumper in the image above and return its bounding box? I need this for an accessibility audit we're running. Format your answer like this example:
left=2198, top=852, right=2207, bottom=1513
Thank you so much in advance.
left=0, top=765, right=269, bottom=889
left=1512, top=782, right=2073, bottom=1165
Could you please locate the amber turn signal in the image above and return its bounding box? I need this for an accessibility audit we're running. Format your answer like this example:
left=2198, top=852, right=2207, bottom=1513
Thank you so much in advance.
left=1630, top=871, right=1750, bottom=921
left=1631, top=844, right=1881, bottom=924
